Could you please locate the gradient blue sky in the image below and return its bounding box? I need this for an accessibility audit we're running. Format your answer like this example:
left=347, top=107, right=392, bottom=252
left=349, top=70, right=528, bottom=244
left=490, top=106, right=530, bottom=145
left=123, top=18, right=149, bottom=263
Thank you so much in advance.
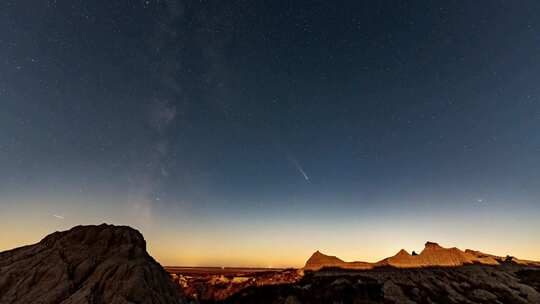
left=1, top=1, right=539, bottom=266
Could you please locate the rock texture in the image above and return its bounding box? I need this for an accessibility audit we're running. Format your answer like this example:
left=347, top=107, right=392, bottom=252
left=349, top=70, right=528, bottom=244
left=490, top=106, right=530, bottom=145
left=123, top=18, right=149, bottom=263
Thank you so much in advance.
left=0, top=224, right=184, bottom=304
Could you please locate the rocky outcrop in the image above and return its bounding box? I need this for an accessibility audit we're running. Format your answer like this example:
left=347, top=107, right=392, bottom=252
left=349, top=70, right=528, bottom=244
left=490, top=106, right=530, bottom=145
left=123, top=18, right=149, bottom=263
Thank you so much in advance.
left=304, top=250, right=372, bottom=271
left=0, top=224, right=184, bottom=304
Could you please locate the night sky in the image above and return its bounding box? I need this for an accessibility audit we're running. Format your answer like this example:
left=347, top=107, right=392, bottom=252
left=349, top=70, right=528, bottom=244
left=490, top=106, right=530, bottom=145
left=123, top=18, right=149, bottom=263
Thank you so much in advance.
left=1, top=1, right=539, bottom=267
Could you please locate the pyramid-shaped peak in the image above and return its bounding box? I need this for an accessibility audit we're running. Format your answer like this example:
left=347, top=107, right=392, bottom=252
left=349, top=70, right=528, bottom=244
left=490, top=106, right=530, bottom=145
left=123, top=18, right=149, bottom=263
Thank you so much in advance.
left=396, top=249, right=411, bottom=256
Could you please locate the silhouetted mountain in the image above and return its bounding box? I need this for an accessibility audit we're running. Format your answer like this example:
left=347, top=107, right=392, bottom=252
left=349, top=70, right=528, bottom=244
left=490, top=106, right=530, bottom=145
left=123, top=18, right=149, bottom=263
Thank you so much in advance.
left=0, top=224, right=184, bottom=304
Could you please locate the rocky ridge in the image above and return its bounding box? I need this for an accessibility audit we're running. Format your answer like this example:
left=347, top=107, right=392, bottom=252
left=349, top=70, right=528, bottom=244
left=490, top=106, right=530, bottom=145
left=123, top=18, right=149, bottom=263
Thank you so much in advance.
left=304, top=241, right=538, bottom=270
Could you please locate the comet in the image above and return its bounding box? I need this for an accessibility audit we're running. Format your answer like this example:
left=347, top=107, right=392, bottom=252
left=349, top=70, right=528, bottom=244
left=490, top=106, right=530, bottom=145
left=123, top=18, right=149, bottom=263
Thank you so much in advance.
left=297, top=164, right=310, bottom=181
left=287, top=155, right=310, bottom=181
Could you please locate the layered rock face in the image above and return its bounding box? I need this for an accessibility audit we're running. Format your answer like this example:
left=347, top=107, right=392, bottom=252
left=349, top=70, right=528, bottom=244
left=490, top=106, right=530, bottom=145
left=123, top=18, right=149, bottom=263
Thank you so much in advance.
left=0, top=224, right=184, bottom=304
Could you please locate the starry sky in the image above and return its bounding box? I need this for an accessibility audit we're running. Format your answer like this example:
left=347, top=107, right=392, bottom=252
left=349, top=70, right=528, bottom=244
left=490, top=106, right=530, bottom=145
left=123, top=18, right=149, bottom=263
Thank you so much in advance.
left=1, top=1, right=540, bottom=267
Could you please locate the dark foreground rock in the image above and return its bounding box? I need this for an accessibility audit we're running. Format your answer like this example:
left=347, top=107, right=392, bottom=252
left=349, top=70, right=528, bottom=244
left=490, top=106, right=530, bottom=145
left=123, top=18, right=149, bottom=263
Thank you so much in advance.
left=216, top=265, right=540, bottom=304
left=0, top=224, right=184, bottom=304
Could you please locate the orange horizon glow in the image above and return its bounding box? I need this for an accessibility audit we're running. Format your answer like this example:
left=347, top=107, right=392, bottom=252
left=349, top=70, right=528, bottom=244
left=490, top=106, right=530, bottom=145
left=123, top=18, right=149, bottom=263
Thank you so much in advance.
left=2, top=218, right=539, bottom=268
left=3, top=230, right=539, bottom=269
left=1, top=196, right=539, bottom=268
